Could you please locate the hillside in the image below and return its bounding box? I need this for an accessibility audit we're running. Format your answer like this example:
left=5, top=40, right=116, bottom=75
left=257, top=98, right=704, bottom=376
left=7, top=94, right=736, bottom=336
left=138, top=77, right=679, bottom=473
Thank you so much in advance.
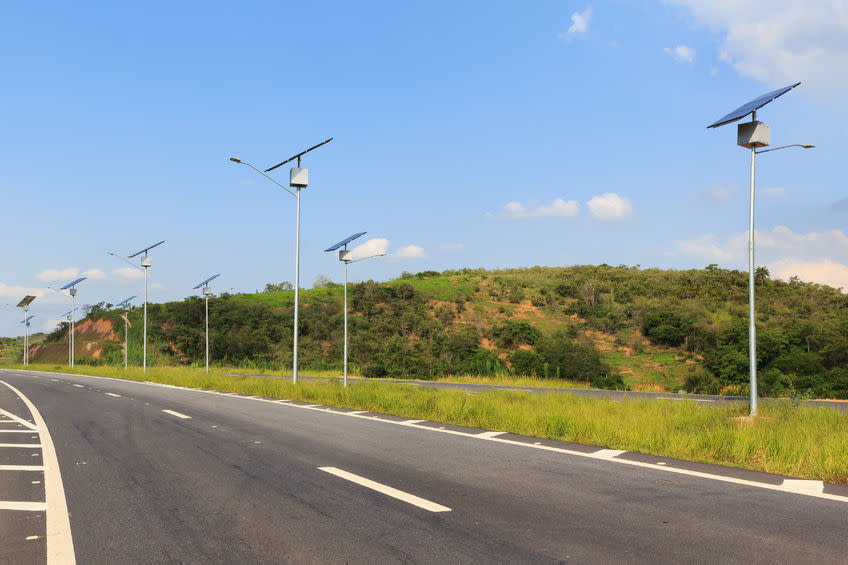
left=28, top=265, right=848, bottom=398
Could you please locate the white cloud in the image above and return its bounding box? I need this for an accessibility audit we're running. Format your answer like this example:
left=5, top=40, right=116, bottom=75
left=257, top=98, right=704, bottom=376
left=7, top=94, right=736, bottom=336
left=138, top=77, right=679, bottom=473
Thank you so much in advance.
left=0, top=283, right=46, bottom=301
left=82, top=268, right=106, bottom=279
left=36, top=267, right=79, bottom=282
left=394, top=245, right=426, bottom=259
left=760, top=187, right=786, bottom=197
left=691, top=183, right=733, bottom=204
left=348, top=238, right=389, bottom=261
left=561, top=6, right=592, bottom=38
left=674, top=226, right=848, bottom=290
left=502, top=198, right=580, bottom=219
left=667, top=1, right=848, bottom=106
left=440, top=243, right=465, bottom=250
left=664, top=45, right=696, bottom=63
left=111, top=267, right=144, bottom=280
left=770, top=259, right=848, bottom=291
left=675, top=234, right=735, bottom=262
left=587, top=193, right=633, bottom=221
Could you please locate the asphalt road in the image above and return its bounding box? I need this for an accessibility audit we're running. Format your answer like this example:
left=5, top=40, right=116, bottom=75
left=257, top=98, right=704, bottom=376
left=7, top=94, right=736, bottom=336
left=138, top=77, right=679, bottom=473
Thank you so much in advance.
left=1, top=368, right=846, bottom=564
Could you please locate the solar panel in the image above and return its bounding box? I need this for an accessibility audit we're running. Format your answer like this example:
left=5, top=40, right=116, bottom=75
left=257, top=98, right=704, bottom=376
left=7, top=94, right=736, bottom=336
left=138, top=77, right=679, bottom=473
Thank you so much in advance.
left=128, top=240, right=166, bottom=258
left=59, top=277, right=87, bottom=290
left=265, top=138, right=334, bottom=172
left=708, top=82, right=800, bottom=128
left=324, top=232, right=366, bottom=252
left=17, top=295, right=36, bottom=308
left=114, top=296, right=136, bottom=308
left=21, top=315, right=34, bottom=323
left=193, top=273, right=222, bottom=289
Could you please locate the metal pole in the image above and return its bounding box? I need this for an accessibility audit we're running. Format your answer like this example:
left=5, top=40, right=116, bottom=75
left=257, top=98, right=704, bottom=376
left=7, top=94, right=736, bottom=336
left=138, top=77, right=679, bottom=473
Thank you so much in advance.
left=205, top=293, right=209, bottom=373
left=344, top=260, right=348, bottom=387
left=124, top=310, right=128, bottom=370
left=143, top=262, right=148, bottom=373
left=293, top=187, right=301, bottom=384
left=24, top=308, right=28, bottom=367
left=748, top=139, right=758, bottom=417
left=71, top=294, right=75, bottom=369
left=68, top=314, right=71, bottom=367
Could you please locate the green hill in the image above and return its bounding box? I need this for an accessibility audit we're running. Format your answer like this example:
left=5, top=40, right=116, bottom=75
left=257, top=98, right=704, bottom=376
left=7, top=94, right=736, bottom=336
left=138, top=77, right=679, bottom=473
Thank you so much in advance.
left=29, top=265, right=848, bottom=398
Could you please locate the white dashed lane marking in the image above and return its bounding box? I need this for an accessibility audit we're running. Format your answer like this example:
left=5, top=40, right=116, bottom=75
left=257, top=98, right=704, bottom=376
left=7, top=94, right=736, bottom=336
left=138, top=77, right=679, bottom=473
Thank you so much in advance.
left=319, top=467, right=451, bottom=513
left=105, top=393, right=121, bottom=398
left=161, top=409, right=191, bottom=419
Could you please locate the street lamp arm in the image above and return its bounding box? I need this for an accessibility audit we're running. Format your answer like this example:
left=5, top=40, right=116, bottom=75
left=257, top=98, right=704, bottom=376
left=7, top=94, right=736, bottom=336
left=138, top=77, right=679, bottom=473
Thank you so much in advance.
left=755, top=144, right=814, bottom=154
left=229, top=157, right=297, bottom=198
left=107, top=251, right=144, bottom=271
left=46, top=286, right=71, bottom=299
left=346, top=253, right=387, bottom=264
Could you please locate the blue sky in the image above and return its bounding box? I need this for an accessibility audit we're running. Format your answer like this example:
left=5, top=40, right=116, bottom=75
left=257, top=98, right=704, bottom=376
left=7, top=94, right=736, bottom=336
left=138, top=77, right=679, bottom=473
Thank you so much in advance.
left=2, top=1, right=847, bottom=337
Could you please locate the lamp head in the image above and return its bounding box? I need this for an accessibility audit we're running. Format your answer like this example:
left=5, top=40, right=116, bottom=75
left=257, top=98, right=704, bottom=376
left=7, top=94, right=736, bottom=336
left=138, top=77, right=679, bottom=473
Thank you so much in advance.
left=229, top=157, right=242, bottom=163
left=801, top=144, right=815, bottom=149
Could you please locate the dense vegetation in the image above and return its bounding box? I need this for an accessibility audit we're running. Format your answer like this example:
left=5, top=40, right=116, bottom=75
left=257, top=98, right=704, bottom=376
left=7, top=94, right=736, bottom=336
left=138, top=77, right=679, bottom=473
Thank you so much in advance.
left=33, top=264, right=848, bottom=398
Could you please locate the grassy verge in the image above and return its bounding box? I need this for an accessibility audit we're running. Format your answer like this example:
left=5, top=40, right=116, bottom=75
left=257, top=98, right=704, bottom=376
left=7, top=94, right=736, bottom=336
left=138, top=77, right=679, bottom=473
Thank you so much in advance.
left=7, top=363, right=847, bottom=484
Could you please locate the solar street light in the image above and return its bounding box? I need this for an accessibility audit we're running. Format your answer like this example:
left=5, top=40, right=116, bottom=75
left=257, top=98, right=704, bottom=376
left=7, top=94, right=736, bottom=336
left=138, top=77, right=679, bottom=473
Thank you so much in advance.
left=49, top=278, right=86, bottom=368
left=111, top=240, right=165, bottom=372
left=16, top=296, right=36, bottom=367
left=192, top=274, right=221, bottom=373
left=708, top=82, right=812, bottom=416
left=325, top=232, right=385, bottom=386
left=113, top=296, right=136, bottom=369
left=230, top=137, right=333, bottom=384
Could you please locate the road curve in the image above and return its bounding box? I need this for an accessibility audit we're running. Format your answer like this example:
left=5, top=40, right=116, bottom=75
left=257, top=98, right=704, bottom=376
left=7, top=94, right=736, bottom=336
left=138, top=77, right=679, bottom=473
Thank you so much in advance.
left=1, top=368, right=846, bottom=563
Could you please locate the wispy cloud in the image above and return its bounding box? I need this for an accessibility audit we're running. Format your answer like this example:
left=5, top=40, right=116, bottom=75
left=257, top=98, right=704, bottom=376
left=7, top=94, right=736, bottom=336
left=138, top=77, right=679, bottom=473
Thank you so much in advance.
left=111, top=267, right=144, bottom=280
left=502, top=198, right=579, bottom=219
left=667, top=1, right=848, bottom=107
left=770, top=258, right=848, bottom=292
left=394, top=245, right=426, bottom=259
left=82, top=268, right=106, bottom=279
left=36, top=267, right=80, bottom=282
left=587, top=193, right=633, bottom=221
left=664, top=45, right=695, bottom=64
left=560, top=6, right=592, bottom=39
left=690, top=184, right=733, bottom=204
left=760, top=187, right=786, bottom=197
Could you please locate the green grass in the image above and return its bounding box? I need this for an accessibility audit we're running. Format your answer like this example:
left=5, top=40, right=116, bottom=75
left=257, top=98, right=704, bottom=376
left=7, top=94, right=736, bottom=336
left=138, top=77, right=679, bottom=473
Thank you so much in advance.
left=10, top=363, right=847, bottom=484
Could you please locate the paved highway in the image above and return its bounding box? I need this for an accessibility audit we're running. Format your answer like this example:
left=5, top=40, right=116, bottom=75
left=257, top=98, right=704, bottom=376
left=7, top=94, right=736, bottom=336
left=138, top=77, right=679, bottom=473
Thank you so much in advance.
left=1, top=368, right=846, bottom=563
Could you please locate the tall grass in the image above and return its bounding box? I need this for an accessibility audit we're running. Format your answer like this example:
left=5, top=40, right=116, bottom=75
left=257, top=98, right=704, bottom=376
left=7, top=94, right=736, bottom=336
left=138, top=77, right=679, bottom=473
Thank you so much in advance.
left=8, top=363, right=847, bottom=483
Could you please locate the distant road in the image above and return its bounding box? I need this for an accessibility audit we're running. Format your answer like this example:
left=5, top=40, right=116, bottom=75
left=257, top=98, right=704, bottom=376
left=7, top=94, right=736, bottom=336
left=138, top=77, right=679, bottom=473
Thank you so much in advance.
left=2, top=368, right=847, bottom=563
left=241, top=372, right=848, bottom=413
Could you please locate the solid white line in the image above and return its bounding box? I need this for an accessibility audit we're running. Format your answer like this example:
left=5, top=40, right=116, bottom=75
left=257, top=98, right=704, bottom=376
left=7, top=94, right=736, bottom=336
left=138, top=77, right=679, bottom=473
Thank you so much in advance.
left=0, top=380, right=76, bottom=564
left=319, top=467, right=451, bottom=512
left=594, top=449, right=627, bottom=459
left=0, top=407, right=38, bottom=431
left=0, top=443, right=42, bottom=448
left=782, top=479, right=824, bottom=495
left=0, top=501, right=47, bottom=511
left=0, top=465, right=45, bottom=471
left=105, top=393, right=121, bottom=397
left=402, top=419, right=424, bottom=425
left=161, top=409, right=191, bottom=419
left=478, top=431, right=505, bottom=439
left=0, top=430, right=39, bottom=434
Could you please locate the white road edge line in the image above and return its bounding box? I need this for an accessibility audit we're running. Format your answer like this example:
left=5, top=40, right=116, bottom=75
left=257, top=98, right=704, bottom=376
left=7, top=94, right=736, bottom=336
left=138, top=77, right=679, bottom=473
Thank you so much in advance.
left=161, top=409, right=191, bottom=419
left=9, top=369, right=848, bottom=505
left=0, top=380, right=75, bottom=564
left=319, top=466, right=451, bottom=513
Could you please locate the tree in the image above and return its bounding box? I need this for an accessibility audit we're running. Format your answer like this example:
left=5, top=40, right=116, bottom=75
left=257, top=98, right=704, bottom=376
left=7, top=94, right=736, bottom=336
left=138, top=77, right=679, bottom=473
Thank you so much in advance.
left=264, top=281, right=292, bottom=292
left=755, top=266, right=770, bottom=285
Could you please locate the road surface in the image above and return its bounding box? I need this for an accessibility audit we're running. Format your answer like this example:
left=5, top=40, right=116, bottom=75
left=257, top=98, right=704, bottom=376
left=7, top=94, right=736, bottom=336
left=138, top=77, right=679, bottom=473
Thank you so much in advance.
left=1, top=368, right=846, bottom=563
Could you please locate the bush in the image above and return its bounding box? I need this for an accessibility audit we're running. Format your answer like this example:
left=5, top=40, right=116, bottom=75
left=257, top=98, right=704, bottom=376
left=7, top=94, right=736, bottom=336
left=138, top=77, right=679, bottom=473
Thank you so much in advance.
left=510, top=349, right=545, bottom=376
left=642, top=310, right=688, bottom=347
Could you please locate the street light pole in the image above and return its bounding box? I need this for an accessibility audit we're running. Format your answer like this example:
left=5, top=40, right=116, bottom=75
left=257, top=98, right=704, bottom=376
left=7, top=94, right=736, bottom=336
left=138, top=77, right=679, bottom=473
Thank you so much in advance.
left=16, top=296, right=35, bottom=367
left=193, top=274, right=221, bottom=374
left=747, top=125, right=758, bottom=414
left=231, top=138, right=332, bottom=385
